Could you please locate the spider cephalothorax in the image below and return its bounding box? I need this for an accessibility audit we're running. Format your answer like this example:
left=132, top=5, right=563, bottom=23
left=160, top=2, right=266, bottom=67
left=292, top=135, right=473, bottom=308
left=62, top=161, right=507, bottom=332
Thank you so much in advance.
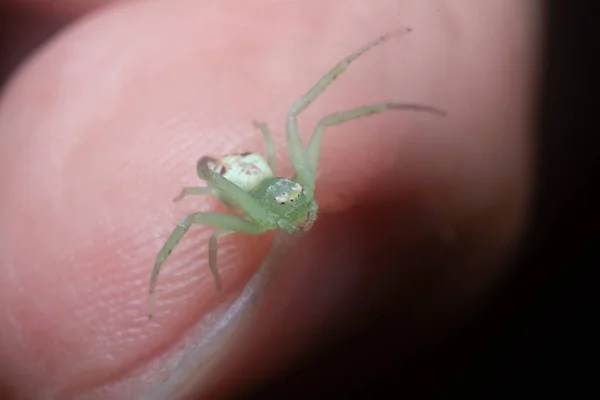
left=148, top=28, right=446, bottom=318
left=251, top=177, right=314, bottom=232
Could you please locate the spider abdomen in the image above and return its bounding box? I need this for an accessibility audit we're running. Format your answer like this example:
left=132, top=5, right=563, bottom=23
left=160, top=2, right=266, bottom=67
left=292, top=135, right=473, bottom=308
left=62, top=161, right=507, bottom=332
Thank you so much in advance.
left=251, top=177, right=311, bottom=229
left=205, top=153, right=273, bottom=192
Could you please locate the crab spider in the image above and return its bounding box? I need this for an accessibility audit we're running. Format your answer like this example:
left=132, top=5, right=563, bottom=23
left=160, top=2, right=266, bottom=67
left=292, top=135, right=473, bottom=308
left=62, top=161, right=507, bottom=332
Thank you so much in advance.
left=148, top=27, right=447, bottom=318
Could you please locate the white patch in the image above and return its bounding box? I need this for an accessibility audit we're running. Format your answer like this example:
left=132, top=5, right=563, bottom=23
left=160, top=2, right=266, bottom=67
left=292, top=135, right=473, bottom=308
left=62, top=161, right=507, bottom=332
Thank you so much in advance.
left=207, top=153, right=273, bottom=192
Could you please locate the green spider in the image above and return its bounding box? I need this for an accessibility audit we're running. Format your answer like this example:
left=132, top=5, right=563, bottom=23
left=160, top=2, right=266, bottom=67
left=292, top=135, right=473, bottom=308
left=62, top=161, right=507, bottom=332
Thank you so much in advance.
left=147, top=28, right=447, bottom=318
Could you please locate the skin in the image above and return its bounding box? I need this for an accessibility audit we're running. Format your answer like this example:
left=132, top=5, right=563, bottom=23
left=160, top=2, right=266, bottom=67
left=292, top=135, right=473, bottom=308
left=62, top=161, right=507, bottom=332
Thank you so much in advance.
left=0, top=1, right=540, bottom=399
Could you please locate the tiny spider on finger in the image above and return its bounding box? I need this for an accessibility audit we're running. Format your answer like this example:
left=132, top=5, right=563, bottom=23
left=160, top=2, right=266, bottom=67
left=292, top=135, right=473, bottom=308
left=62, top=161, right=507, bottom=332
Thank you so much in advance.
left=147, top=27, right=447, bottom=318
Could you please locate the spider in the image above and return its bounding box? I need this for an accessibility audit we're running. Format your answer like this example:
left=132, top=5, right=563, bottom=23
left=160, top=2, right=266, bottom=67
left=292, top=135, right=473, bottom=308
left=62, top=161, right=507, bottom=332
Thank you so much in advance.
left=147, top=28, right=447, bottom=318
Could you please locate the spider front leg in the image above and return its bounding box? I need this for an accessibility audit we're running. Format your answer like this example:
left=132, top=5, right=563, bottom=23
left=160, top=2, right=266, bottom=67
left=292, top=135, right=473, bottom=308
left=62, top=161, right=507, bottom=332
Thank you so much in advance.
left=148, top=212, right=265, bottom=318
left=306, top=103, right=447, bottom=176
left=285, top=28, right=414, bottom=199
left=149, top=159, right=279, bottom=318
left=196, top=157, right=276, bottom=228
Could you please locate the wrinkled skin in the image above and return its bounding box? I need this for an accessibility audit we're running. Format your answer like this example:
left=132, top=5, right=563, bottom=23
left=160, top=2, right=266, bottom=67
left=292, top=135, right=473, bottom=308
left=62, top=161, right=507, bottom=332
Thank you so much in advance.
left=0, top=1, right=540, bottom=399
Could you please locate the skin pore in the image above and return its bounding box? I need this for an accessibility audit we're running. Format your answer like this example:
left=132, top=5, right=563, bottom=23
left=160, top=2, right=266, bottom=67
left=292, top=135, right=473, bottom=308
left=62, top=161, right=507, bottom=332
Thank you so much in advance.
left=0, top=1, right=540, bottom=398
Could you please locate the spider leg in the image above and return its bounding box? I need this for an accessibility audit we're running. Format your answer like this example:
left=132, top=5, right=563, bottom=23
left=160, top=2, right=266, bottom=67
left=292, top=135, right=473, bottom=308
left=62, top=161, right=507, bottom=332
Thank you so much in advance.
left=173, top=185, right=239, bottom=211
left=196, top=157, right=276, bottom=229
left=148, top=212, right=265, bottom=318
left=173, top=186, right=213, bottom=202
left=253, top=120, right=277, bottom=173
left=306, top=103, right=447, bottom=178
left=208, top=229, right=234, bottom=292
left=285, top=28, right=413, bottom=199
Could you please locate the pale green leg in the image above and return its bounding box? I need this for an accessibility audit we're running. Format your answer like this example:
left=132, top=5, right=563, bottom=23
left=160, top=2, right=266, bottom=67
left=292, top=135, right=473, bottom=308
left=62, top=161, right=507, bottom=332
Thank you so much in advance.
left=306, top=103, right=447, bottom=176
left=148, top=212, right=265, bottom=318
left=285, top=28, right=413, bottom=199
left=208, top=230, right=234, bottom=292
left=173, top=185, right=238, bottom=210
left=173, top=186, right=212, bottom=202
left=253, top=120, right=277, bottom=173
left=196, top=157, right=276, bottom=229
